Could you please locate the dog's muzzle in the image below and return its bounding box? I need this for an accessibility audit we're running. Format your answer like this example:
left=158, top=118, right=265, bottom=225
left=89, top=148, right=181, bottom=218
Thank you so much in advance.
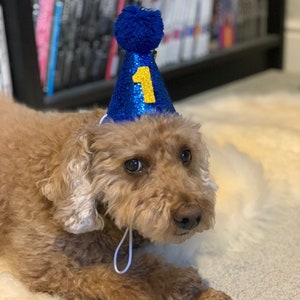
left=173, top=205, right=202, bottom=230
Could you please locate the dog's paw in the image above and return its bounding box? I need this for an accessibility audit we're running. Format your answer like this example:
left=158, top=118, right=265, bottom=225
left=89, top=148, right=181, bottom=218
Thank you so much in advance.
left=165, top=267, right=203, bottom=299
left=198, top=288, right=232, bottom=300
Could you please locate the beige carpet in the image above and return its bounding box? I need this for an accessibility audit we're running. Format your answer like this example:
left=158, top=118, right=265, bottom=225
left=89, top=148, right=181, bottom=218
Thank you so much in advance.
left=154, top=70, right=300, bottom=300
left=1, top=70, right=299, bottom=299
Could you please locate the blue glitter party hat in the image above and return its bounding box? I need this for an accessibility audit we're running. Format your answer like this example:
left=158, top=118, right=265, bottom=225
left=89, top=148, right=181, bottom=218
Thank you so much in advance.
left=102, top=5, right=176, bottom=123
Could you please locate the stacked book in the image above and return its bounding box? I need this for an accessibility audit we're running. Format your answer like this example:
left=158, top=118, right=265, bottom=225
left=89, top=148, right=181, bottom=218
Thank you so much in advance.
left=211, top=0, right=268, bottom=51
left=34, top=0, right=140, bottom=95
left=142, top=0, right=214, bottom=68
left=32, top=0, right=268, bottom=95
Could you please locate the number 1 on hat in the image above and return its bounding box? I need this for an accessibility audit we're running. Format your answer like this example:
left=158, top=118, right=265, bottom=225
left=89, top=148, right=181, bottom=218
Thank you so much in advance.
left=132, top=66, right=156, bottom=104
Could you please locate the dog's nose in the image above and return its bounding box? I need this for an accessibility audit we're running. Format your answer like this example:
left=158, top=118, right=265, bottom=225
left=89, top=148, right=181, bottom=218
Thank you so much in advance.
left=173, top=205, right=202, bottom=230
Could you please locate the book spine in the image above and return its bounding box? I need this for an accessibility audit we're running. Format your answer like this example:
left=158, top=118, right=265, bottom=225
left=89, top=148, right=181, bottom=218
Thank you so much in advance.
left=258, top=0, right=268, bottom=37
left=104, top=0, right=126, bottom=80
left=35, top=0, right=55, bottom=87
left=154, top=0, right=169, bottom=67
left=181, top=0, right=198, bottom=61
left=218, top=0, right=236, bottom=49
left=53, top=0, right=71, bottom=91
left=194, top=0, right=214, bottom=58
left=0, top=5, right=13, bottom=96
left=46, top=1, right=64, bottom=96
left=172, top=0, right=186, bottom=63
left=61, top=0, right=84, bottom=88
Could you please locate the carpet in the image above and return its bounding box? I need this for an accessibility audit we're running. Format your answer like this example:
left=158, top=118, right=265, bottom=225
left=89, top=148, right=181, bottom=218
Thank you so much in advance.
left=154, top=70, right=300, bottom=300
left=0, top=70, right=299, bottom=299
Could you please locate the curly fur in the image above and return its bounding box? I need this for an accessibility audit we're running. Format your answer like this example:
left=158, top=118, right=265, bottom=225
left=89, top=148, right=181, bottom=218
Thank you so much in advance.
left=0, top=93, right=230, bottom=299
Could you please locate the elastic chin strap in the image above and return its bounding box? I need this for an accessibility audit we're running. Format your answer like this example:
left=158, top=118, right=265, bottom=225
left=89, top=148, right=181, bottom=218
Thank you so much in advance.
left=99, top=114, right=108, bottom=125
left=99, top=115, right=133, bottom=274
left=113, top=225, right=133, bottom=274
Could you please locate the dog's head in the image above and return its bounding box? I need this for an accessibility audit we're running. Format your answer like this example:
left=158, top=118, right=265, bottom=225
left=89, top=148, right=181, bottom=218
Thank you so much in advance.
left=42, top=114, right=216, bottom=243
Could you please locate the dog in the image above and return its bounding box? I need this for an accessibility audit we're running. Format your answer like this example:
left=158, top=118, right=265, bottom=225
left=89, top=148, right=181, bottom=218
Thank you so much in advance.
left=0, top=92, right=231, bottom=299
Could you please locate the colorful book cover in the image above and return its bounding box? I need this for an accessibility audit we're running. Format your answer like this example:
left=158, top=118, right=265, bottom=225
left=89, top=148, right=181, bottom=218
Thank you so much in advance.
left=46, top=1, right=64, bottom=96
left=35, top=0, right=55, bottom=87
left=52, top=0, right=71, bottom=90
left=218, top=0, right=237, bottom=49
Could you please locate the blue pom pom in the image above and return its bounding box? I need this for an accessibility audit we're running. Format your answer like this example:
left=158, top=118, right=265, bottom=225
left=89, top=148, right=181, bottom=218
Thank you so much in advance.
left=114, top=6, right=164, bottom=54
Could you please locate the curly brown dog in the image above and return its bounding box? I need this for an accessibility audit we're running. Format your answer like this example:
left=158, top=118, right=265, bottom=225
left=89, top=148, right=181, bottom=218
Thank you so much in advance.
left=0, top=93, right=231, bottom=299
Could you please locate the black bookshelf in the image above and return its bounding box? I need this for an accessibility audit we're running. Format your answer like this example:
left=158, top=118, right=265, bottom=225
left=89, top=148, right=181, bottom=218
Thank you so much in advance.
left=1, top=0, right=43, bottom=108
left=1, top=0, right=285, bottom=110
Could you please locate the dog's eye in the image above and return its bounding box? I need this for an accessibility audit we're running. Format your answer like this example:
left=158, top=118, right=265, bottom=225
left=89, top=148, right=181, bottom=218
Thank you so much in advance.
left=180, top=149, right=192, bottom=165
left=124, top=159, right=144, bottom=174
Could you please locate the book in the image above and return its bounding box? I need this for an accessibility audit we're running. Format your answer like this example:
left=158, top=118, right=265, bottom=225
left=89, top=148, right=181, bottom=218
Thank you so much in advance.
left=209, top=0, right=219, bottom=51
left=104, top=0, right=126, bottom=80
left=236, top=0, right=255, bottom=42
left=210, top=0, right=237, bottom=51
left=32, top=0, right=268, bottom=97
left=0, top=5, right=13, bottom=96
left=46, top=1, right=64, bottom=96
left=144, top=0, right=213, bottom=65
left=193, top=0, right=214, bottom=58
left=257, top=0, right=268, bottom=37
left=35, top=0, right=134, bottom=93
left=235, top=0, right=268, bottom=43
left=35, top=0, right=55, bottom=87
left=180, top=0, right=198, bottom=61
left=53, top=0, right=72, bottom=90
left=218, top=0, right=237, bottom=49
left=151, top=0, right=187, bottom=67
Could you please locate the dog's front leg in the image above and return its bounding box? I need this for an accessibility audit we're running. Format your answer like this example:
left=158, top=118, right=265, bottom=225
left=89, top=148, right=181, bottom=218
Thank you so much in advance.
left=118, top=253, right=232, bottom=300
left=15, top=251, right=230, bottom=300
left=16, top=255, right=153, bottom=300
left=26, top=255, right=197, bottom=299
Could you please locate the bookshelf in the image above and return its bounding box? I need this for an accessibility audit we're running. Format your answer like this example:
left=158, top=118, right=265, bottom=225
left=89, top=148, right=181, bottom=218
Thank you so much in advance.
left=1, top=0, right=285, bottom=110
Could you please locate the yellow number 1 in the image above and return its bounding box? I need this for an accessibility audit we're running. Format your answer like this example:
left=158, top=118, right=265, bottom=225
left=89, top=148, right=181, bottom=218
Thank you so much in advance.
left=132, top=66, right=156, bottom=104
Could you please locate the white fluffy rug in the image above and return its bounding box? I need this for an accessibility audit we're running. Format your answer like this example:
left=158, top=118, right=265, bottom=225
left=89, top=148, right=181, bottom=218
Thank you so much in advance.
left=1, top=73, right=299, bottom=299
left=158, top=90, right=300, bottom=300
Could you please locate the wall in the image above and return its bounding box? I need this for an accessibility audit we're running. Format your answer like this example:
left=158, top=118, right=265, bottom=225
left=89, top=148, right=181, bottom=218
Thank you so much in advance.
left=284, top=0, right=300, bottom=72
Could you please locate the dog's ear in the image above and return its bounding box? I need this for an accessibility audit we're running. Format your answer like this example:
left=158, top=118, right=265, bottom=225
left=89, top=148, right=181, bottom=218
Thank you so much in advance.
left=41, top=132, right=104, bottom=234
